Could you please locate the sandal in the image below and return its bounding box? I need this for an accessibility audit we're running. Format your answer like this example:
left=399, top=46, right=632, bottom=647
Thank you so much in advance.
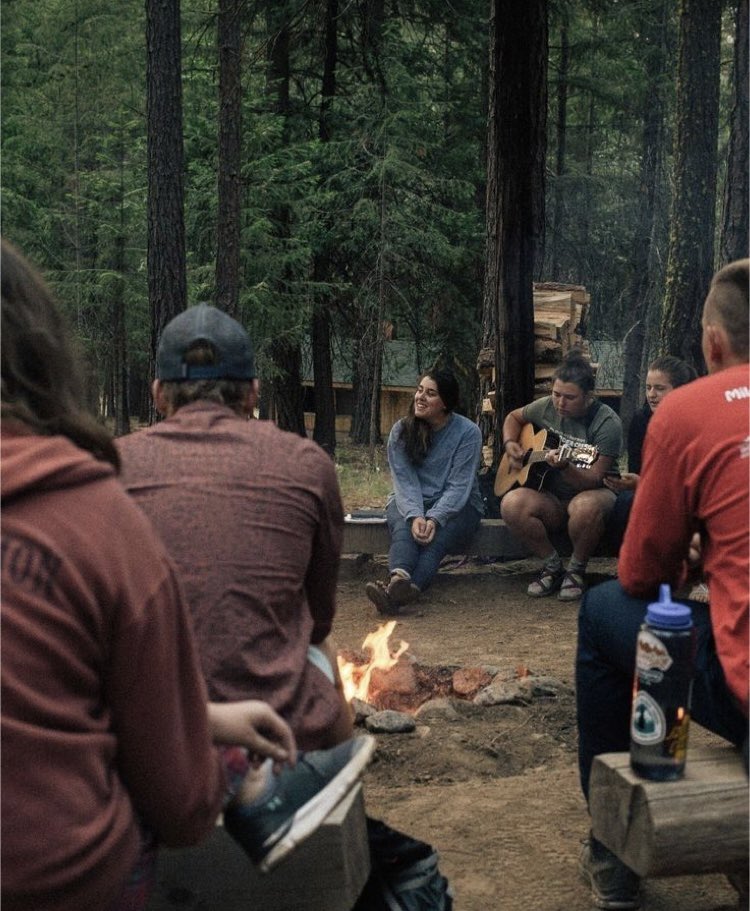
left=527, top=566, right=565, bottom=598
left=365, top=581, right=401, bottom=616
left=558, top=570, right=586, bottom=602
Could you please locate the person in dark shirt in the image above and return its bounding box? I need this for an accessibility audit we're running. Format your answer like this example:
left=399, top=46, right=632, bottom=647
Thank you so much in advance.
left=605, top=355, right=697, bottom=546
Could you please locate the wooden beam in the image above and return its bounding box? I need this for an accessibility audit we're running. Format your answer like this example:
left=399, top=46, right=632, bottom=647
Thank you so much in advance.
left=589, top=746, right=749, bottom=877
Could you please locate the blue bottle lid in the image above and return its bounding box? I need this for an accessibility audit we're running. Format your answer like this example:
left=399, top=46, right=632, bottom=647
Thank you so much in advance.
left=645, top=584, right=693, bottom=629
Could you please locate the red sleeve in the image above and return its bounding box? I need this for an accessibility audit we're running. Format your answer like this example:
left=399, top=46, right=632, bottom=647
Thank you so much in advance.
left=106, top=562, right=225, bottom=846
left=619, top=411, right=692, bottom=598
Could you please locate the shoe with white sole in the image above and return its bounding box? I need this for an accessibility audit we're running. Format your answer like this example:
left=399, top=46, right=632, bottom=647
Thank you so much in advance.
left=224, top=735, right=376, bottom=872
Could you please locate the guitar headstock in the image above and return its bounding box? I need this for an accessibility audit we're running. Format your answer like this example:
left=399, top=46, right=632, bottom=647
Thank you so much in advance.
left=558, top=442, right=599, bottom=469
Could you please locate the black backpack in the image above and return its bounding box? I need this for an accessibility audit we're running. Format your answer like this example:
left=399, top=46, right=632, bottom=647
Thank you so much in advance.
left=353, top=817, right=454, bottom=911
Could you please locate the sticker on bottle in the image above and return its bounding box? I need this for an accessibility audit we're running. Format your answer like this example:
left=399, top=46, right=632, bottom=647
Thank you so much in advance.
left=636, top=630, right=673, bottom=673
left=631, top=691, right=666, bottom=745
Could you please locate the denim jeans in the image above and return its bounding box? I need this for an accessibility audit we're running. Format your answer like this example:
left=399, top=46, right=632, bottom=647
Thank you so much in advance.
left=576, top=579, right=747, bottom=801
left=385, top=498, right=482, bottom=592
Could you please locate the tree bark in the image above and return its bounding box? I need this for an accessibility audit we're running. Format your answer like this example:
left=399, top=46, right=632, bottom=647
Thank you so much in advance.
left=481, top=0, right=547, bottom=466
left=311, top=0, right=339, bottom=457
left=216, top=0, right=243, bottom=316
left=619, top=0, right=671, bottom=437
left=720, top=0, right=749, bottom=265
left=261, top=3, right=306, bottom=435
left=550, top=12, right=569, bottom=280
left=146, top=0, right=186, bottom=390
left=660, top=0, right=721, bottom=369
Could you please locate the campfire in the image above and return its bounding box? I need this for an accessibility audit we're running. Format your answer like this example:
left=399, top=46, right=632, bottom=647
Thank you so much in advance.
left=337, top=622, right=490, bottom=714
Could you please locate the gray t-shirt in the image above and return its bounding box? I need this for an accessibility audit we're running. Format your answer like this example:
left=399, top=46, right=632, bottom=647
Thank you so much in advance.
left=522, top=396, right=622, bottom=499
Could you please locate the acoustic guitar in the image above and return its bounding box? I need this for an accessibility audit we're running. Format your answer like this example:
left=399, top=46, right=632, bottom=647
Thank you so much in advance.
left=494, top=424, right=599, bottom=497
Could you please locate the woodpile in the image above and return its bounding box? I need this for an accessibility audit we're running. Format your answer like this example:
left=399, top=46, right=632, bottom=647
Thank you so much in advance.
left=530, top=282, right=591, bottom=397
left=477, top=282, right=595, bottom=468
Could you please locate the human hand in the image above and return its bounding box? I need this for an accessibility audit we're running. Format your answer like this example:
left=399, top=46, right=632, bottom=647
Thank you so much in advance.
left=687, top=532, right=702, bottom=569
left=208, top=700, right=297, bottom=774
left=411, top=516, right=436, bottom=544
left=504, top=440, right=524, bottom=470
left=545, top=448, right=569, bottom=471
left=603, top=471, right=638, bottom=493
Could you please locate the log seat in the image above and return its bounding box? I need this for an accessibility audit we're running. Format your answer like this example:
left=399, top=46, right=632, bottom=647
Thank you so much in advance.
left=146, top=783, right=370, bottom=911
left=589, top=744, right=749, bottom=878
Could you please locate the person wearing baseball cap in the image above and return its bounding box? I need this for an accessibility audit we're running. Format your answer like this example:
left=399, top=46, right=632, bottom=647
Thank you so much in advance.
left=117, top=304, right=371, bottom=868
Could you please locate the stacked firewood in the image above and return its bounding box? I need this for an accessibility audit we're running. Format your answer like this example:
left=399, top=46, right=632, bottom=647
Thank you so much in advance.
left=477, top=282, right=594, bottom=468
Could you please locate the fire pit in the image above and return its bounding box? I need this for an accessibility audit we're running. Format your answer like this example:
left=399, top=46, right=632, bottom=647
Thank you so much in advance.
left=337, top=622, right=558, bottom=717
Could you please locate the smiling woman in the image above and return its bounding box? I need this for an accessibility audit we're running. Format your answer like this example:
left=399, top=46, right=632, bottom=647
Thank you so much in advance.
left=364, top=368, right=484, bottom=617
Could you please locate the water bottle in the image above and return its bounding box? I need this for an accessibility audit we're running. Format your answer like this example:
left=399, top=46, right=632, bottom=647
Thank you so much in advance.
left=630, top=584, right=695, bottom=780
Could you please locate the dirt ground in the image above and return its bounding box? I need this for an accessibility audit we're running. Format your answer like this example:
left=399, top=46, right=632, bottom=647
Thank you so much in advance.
left=336, top=555, right=740, bottom=911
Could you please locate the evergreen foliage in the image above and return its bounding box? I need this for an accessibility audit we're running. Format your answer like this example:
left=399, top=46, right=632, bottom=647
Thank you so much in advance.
left=1, top=0, right=744, bottom=432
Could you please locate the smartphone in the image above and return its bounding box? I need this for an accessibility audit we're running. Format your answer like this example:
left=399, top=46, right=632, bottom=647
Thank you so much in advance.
left=604, top=468, right=622, bottom=478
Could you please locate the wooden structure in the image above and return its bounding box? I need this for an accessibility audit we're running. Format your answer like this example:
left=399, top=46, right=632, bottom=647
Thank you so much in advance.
left=146, top=784, right=370, bottom=911
left=342, top=516, right=619, bottom=559
left=589, top=745, right=749, bottom=877
left=477, top=283, right=593, bottom=468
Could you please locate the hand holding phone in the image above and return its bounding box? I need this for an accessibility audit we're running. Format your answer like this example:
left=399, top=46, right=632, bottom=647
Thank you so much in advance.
left=604, top=468, right=621, bottom=478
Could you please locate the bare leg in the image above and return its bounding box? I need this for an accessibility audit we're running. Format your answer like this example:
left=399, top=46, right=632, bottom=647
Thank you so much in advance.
left=567, top=489, right=616, bottom=563
left=500, top=487, right=567, bottom=558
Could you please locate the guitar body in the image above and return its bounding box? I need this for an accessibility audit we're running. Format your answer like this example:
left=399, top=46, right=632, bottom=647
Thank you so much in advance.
left=494, top=423, right=600, bottom=498
left=494, top=425, right=554, bottom=497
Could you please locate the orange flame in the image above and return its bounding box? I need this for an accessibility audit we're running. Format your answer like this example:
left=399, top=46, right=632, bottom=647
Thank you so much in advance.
left=337, top=621, right=410, bottom=703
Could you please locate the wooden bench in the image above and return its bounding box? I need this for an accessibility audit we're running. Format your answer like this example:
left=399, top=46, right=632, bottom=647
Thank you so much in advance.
left=589, top=744, right=749, bottom=877
left=343, top=516, right=620, bottom=560
left=146, top=784, right=370, bottom=911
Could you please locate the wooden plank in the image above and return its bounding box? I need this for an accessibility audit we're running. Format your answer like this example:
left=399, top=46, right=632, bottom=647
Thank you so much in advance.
left=343, top=517, right=619, bottom=559
left=589, top=747, right=749, bottom=878
left=148, top=784, right=370, bottom=911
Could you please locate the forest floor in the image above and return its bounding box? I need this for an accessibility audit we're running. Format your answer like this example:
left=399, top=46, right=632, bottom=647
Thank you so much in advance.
left=336, top=554, right=740, bottom=911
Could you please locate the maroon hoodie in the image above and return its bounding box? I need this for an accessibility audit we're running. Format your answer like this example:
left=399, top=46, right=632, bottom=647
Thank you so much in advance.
left=1, top=425, right=226, bottom=911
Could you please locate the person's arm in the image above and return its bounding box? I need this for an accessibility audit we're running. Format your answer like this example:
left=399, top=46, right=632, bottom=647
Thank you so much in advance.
left=388, top=422, right=427, bottom=521
left=208, top=701, right=296, bottom=772
left=552, top=410, right=623, bottom=491
left=425, top=422, right=482, bottom=526
left=501, top=408, right=527, bottom=468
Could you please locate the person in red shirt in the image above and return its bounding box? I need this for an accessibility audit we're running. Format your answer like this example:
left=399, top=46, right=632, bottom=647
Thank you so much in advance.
left=575, top=259, right=749, bottom=911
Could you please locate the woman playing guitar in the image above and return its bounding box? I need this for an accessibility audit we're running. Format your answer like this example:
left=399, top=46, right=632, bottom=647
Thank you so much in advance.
left=499, top=351, right=622, bottom=601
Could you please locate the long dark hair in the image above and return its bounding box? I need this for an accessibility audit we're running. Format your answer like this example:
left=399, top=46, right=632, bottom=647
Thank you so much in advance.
left=647, top=355, right=697, bottom=389
left=1, top=239, right=119, bottom=469
left=400, top=368, right=460, bottom=465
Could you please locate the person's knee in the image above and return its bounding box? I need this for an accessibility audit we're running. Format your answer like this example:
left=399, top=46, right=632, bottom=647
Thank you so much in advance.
left=500, top=489, right=527, bottom=524
left=579, top=579, right=621, bottom=634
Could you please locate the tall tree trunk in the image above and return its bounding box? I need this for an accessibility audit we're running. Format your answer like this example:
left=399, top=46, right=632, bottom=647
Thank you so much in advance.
left=113, top=127, right=130, bottom=436
left=660, top=0, right=721, bottom=369
left=550, top=12, right=568, bottom=280
left=216, top=0, right=243, bottom=316
left=311, top=0, right=339, bottom=457
left=146, top=0, right=186, bottom=402
left=481, top=0, right=547, bottom=467
left=619, top=0, right=671, bottom=437
left=262, top=4, right=306, bottom=435
left=720, top=0, right=749, bottom=265
left=350, top=0, right=387, bottom=447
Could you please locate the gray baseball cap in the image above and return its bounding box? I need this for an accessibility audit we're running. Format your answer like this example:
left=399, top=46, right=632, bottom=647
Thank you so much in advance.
left=156, top=304, right=256, bottom=381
